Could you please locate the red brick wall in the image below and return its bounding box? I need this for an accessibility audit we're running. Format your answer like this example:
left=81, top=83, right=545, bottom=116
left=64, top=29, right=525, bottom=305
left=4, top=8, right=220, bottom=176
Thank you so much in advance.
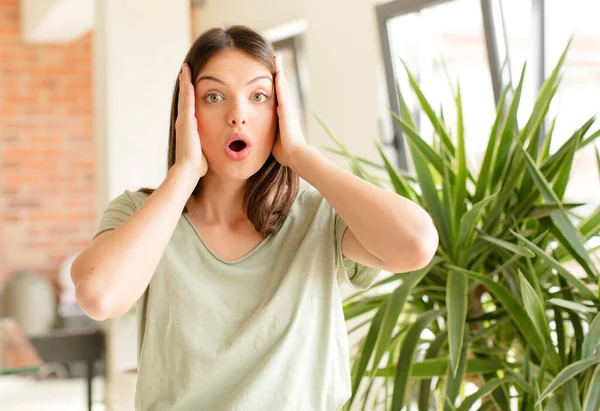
left=0, top=0, right=96, bottom=290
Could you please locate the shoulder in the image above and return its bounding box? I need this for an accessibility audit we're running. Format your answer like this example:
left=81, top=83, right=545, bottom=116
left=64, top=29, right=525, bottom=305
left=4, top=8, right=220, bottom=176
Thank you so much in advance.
left=124, top=189, right=152, bottom=208
left=287, top=183, right=335, bottom=226
left=106, top=189, right=151, bottom=211
left=294, top=182, right=326, bottom=206
left=94, top=189, right=153, bottom=239
left=291, top=183, right=327, bottom=214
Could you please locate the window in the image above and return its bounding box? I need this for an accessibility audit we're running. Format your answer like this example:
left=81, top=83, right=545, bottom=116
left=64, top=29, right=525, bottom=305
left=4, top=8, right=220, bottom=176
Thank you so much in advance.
left=378, top=0, right=599, bottom=217
left=546, top=0, right=600, bottom=213
left=379, top=0, right=496, bottom=171
left=272, top=36, right=308, bottom=138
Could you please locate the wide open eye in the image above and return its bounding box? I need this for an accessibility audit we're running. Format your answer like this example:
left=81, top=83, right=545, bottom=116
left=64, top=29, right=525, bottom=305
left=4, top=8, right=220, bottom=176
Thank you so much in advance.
left=205, top=93, right=223, bottom=104
left=252, top=93, right=268, bottom=103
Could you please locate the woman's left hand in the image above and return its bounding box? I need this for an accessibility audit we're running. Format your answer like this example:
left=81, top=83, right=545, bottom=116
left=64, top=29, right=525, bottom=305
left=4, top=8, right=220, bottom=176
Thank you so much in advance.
left=272, top=54, right=308, bottom=167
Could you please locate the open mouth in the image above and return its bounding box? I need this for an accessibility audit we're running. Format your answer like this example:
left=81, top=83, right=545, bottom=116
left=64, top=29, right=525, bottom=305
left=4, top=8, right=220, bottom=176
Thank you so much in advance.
left=224, top=133, right=252, bottom=160
left=228, top=140, right=247, bottom=152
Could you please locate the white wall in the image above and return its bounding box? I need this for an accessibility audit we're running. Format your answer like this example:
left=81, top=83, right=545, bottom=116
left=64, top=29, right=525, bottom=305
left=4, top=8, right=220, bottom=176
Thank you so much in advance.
left=95, top=0, right=191, bottom=206
left=192, top=0, right=387, bottom=165
left=20, top=0, right=94, bottom=43
left=93, top=2, right=192, bottom=409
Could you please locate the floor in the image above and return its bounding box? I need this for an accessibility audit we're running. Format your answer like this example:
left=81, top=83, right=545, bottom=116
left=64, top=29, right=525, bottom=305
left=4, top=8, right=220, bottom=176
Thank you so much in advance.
left=0, top=375, right=106, bottom=411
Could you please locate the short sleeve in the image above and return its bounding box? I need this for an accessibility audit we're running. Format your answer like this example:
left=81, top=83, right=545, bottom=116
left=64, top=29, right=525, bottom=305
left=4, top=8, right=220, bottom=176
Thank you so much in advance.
left=333, top=204, right=381, bottom=291
left=92, top=190, right=149, bottom=318
left=93, top=190, right=139, bottom=240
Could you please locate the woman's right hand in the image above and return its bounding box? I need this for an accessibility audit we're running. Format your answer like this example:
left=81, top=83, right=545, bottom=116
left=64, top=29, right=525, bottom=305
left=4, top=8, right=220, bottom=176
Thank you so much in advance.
left=174, top=63, right=208, bottom=180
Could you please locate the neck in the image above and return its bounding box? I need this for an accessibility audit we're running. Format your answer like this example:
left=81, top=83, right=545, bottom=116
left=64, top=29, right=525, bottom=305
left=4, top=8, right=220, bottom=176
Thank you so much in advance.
left=188, top=170, right=249, bottom=227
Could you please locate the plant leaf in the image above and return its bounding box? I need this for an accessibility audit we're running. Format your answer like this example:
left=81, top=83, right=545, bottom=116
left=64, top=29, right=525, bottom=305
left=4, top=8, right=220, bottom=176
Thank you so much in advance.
left=372, top=357, right=512, bottom=378
left=547, top=298, right=598, bottom=314
left=315, top=114, right=379, bottom=186
left=447, top=270, right=468, bottom=375
left=563, top=379, right=583, bottom=411
left=453, top=83, right=468, bottom=242
left=400, top=59, right=455, bottom=157
left=583, top=364, right=600, bottom=411
left=396, top=79, right=417, bottom=131
left=552, top=125, right=580, bottom=199
left=519, top=271, right=554, bottom=350
left=370, top=267, right=433, bottom=383
left=418, top=331, right=447, bottom=411
left=457, top=194, right=496, bottom=261
left=391, top=111, right=446, bottom=178
left=346, top=298, right=387, bottom=409
left=491, top=65, right=526, bottom=190
left=540, top=118, right=557, bottom=161
left=392, top=309, right=443, bottom=410
left=479, top=234, right=535, bottom=258
left=511, top=230, right=599, bottom=302
left=445, top=345, right=467, bottom=411
left=579, top=204, right=600, bottom=241
left=537, top=357, right=600, bottom=405
left=474, top=86, right=509, bottom=203
left=525, top=202, right=586, bottom=221
left=582, top=313, right=600, bottom=359
left=449, top=265, right=550, bottom=368
left=457, top=378, right=514, bottom=411
left=404, top=124, right=452, bottom=253
left=376, top=143, right=415, bottom=200
left=322, top=146, right=387, bottom=171
left=518, top=143, right=599, bottom=281
left=580, top=127, right=600, bottom=148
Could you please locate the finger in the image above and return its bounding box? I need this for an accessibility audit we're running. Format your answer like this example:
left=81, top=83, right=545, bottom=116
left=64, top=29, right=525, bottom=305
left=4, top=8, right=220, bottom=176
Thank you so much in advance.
left=274, top=56, right=294, bottom=115
left=178, top=64, right=195, bottom=119
left=183, top=65, right=196, bottom=116
left=177, top=65, right=186, bottom=116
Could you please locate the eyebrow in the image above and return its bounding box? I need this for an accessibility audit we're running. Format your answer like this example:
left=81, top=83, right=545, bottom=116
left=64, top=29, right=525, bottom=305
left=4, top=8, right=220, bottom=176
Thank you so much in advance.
left=196, top=74, right=272, bottom=87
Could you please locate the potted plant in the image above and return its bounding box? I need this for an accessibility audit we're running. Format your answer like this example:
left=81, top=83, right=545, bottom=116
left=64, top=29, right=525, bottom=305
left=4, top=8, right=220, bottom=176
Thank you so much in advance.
left=324, top=43, right=600, bottom=410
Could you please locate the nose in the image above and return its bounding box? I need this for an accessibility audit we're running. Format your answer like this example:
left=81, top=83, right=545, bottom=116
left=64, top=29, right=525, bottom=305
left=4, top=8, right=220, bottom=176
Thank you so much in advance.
left=227, top=97, right=248, bottom=126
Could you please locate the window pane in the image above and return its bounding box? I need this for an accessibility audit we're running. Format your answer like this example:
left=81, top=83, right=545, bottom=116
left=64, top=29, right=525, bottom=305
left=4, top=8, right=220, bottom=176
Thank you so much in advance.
left=498, top=0, right=540, bottom=124
left=546, top=0, right=600, bottom=214
left=387, top=0, right=496, bottom=170
left=273, top=41, right=306, bottom=135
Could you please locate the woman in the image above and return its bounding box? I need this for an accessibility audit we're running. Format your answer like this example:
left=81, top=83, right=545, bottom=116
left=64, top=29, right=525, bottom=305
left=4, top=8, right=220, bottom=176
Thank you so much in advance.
left=71, top=25, right=438, bottom=411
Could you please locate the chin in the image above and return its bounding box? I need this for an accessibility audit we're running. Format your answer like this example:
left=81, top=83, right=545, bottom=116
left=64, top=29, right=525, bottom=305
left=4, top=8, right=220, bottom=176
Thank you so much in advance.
left=215, top=160, right=268, bottom=182
left=205, top=144, right=273, bottom=181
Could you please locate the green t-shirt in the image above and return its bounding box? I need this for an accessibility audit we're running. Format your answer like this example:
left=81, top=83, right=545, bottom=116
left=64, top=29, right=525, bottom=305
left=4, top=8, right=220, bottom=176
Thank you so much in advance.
left=94, top=185, right=381, bottom=411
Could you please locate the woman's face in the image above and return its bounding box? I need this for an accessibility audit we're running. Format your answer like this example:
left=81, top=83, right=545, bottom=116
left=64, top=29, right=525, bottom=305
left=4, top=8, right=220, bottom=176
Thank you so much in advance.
left=193, top=49, right=277, bottom=181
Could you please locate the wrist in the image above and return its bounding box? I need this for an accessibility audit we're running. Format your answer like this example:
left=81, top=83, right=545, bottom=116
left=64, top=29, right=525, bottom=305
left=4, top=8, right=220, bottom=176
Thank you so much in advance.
left=288, top=145, right=317, bottom=173
left=169, top=163, right=201, bottom=191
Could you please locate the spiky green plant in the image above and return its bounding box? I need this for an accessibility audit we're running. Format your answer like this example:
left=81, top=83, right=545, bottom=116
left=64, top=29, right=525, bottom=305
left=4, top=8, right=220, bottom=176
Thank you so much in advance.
left=323, top=43, right=600, bottom=410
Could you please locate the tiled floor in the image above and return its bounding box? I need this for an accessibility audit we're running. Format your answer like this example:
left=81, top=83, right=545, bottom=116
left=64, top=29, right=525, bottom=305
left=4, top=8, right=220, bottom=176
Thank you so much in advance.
left=0, top=375, right=105, bottom=411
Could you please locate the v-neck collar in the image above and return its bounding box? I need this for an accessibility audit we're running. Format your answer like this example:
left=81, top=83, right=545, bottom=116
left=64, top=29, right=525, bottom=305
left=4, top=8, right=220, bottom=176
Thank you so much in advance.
left=181, top=214, right=274, bottom=265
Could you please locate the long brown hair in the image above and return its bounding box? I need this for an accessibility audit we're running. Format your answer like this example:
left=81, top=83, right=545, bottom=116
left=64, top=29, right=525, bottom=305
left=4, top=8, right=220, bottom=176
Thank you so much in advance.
left=139, top=25, right=299, bottom=237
